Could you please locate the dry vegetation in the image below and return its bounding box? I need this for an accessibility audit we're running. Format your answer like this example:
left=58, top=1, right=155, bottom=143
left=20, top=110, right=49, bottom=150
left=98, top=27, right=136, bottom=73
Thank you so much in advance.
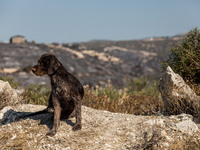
left=0, top=76, right=163, bottom=116
left=82, top=79, right=164, bottom=115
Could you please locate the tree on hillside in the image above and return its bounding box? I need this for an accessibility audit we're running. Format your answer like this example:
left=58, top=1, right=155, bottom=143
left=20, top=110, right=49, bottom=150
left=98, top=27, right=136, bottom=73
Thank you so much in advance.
left=162, top=27, right=200, bottom=94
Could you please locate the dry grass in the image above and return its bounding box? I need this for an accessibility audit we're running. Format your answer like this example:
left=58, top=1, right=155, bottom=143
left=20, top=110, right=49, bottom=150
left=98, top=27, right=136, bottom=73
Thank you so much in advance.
left=0, top=76, right=163, bottom=115
left=0, top=91, right=12, bottom=110
left=167, top=133, right=200, bottom=150
left=82, top=81, right=164, bottom=115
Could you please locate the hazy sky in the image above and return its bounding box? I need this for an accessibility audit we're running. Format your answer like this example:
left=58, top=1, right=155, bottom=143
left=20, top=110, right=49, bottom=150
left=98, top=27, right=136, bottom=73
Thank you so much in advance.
left=0, top=0, right=200, bottom=43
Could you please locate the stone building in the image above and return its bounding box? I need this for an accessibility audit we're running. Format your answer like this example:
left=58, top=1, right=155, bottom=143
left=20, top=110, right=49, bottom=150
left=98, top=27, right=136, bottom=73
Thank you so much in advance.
left=10, top=35, right=26, bottom=44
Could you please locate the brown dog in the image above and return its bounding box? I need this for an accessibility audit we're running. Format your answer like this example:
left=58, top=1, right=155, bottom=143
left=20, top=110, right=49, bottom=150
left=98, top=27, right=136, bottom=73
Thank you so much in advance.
left=25, top=54, right=84, bottom=136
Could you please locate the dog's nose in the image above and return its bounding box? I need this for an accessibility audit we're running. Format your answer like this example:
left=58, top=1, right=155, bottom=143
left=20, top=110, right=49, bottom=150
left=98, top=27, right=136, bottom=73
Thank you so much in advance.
left=32, top=67, right=36, bottom=72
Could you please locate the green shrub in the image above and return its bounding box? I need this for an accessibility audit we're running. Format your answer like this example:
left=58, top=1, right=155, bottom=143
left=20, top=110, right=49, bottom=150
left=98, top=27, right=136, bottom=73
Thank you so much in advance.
left=23, top=84, right=51, bottom=106
left=96, top=86, right=123, bottom=101
left=127, top=77, right=159, bottom=98
left=162, top=27, right=200, bottom=94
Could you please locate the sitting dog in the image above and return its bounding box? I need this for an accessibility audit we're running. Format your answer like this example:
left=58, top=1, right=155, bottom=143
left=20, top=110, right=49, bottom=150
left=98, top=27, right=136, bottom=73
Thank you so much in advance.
left=24, top=54, right=84, bottom=136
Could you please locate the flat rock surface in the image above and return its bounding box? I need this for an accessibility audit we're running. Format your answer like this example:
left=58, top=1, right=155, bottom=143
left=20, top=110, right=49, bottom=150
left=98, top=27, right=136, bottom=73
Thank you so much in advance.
left=0, top=104, right=199, bottom=149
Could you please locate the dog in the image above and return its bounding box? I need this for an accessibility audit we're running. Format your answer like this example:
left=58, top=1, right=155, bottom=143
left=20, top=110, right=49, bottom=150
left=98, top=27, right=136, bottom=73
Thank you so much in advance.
left=24, top=54, right=84, bottom=136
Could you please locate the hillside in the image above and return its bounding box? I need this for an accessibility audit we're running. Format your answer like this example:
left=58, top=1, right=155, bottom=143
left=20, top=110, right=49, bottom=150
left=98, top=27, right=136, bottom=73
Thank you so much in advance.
left=0, top=35, right=184, bottom=87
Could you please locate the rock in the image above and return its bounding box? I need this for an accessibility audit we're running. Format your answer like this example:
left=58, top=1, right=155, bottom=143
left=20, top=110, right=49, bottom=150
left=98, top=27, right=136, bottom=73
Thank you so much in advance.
left=0, top=104, right=199, bottom=149
left=159, top=66, right=200, bottom=118
left=0, top=80, right=21, bottom=109
left=0, top=68, right=19, bottom=74
left=176, top=119, right=199, bottom=135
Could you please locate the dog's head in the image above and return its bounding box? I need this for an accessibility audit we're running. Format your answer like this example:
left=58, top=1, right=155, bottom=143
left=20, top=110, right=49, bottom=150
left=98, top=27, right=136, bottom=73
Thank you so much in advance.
left=32, top=54, right=61, bottom=76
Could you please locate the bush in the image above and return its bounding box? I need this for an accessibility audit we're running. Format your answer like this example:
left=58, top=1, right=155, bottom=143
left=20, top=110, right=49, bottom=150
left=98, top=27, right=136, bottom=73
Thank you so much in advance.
left=23, top=84, right=51, bottom=106
left=127, top=77, right=159, bottom=98
left=162, top=27, right=200, bottom=94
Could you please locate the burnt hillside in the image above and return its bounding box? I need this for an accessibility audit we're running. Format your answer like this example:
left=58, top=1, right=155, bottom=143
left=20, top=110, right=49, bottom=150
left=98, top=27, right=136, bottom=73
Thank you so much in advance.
left=0, top=35, right=184, bottom=87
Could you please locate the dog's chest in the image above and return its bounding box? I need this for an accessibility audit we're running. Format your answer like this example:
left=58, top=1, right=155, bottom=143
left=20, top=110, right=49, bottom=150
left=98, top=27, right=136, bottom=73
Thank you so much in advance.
left=51, top=77, right=71, bottom=97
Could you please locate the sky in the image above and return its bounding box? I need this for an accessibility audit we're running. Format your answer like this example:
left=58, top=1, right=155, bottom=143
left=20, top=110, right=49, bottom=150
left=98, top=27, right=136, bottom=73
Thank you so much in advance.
left=0, top=0, right=200, bottom=43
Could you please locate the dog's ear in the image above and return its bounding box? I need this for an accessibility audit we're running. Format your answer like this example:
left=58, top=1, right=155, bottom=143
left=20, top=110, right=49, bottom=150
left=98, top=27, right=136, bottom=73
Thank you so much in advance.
left=47, top=58, right=60, bottom=75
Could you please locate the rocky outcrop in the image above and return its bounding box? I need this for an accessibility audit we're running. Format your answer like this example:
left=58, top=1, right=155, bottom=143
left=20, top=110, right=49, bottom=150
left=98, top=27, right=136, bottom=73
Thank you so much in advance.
left=0, top=80, right=21, bottom=109
left=159, top=66, right=200, bottom=118
left=0, top=104, right=200, bottom=149
left=0, top=79, right=200, bottom=149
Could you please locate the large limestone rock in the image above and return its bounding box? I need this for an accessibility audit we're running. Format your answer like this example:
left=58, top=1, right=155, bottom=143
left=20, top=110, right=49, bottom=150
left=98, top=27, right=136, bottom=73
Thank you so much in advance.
left=0, top=80, right=20, bottom=109
left=0, top=104, right=200, bottom=149
left=159, top=66, right=200, bottom=118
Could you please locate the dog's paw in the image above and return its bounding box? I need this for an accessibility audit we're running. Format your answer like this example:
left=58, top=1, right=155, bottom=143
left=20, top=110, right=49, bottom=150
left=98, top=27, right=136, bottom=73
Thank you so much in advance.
left=46, top=130, right=56, bottom=136
left=72, top=124, right=82, bottom=131
left=47, top=107, right=54, bottom=113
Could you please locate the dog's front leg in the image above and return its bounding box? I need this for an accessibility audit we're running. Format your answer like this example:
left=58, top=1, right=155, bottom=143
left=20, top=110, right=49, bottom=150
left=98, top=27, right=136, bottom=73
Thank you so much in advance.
left=72, top=96, right=82, bottom=131
left=46, top=96, right=61, bottom=136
